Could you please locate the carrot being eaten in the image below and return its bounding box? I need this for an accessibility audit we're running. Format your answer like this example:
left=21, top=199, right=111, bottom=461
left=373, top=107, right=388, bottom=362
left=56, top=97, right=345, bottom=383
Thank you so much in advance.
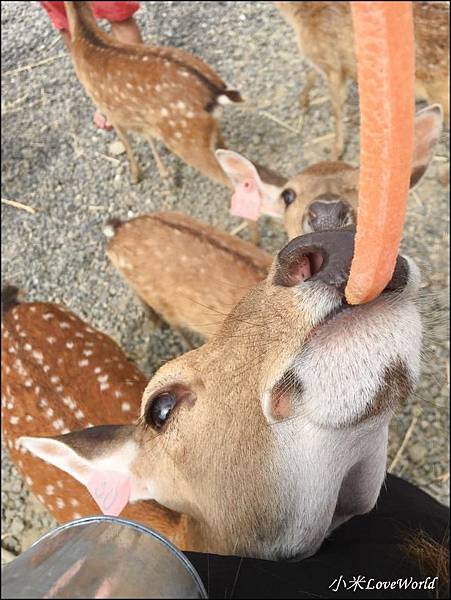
left=345, top=2, right=415, bottom=305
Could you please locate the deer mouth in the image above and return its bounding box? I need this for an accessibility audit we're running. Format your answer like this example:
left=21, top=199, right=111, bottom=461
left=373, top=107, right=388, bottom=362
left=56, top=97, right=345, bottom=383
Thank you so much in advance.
left=274, top=228, right=409, bottom=297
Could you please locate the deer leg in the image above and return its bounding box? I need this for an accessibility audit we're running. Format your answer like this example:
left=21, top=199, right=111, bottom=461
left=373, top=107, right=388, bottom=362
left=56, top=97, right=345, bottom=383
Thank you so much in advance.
left=247, top=221, right=261, bottom=246
left=111, top=122, right=142, bottom=184
left=299, top=69, right=318, bottom=109
left=139, top=298, right=167, bottom=329
left=146, top=136, right=169, bottom=179
left=165, top=117, right=231, bottom=189
left=215, top=130, right=228, bottom=150
left=327, top=71, right=347, bottom=160
left=438, top=163, right=449, bottom=187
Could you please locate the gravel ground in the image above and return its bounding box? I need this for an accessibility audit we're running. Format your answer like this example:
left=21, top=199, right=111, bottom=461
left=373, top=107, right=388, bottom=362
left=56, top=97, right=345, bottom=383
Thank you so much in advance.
left=1, top=1, right=449, bottom=560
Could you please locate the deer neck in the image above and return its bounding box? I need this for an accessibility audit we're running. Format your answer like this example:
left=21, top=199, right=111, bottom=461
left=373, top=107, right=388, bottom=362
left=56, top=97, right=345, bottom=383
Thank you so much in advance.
left=64, top=1, right=111, bottom=49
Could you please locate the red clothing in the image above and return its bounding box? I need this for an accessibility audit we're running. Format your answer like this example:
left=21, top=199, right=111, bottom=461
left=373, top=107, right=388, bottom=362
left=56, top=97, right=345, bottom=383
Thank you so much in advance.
left=39, top=1, right=140, bottom=31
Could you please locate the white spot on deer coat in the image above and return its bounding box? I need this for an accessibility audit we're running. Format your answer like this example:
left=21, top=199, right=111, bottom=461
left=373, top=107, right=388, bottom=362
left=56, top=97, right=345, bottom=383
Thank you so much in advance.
left=10, top=416, right=19, bottom=425
left=78, top=359, right=89, bottom=367
left=121, top=402, right=131, bottom=412
left=45, top=485, right=55, bottom=496
left=63, top=396, right=77, bottom=410
left=32, top=350, right=44, bottom=363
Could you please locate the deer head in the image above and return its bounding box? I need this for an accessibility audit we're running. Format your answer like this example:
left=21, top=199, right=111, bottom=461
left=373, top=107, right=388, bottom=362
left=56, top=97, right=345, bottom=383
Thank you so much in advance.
left=17, top=228, right=422, bottom=560
left=216, top=104, right=443, bottom=239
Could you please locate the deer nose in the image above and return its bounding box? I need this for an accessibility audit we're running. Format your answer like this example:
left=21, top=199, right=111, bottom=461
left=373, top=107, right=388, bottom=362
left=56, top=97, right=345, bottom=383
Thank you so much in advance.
left=274, top=228, right=409, bottom=296
left=307, top=194, right=355, bottom=231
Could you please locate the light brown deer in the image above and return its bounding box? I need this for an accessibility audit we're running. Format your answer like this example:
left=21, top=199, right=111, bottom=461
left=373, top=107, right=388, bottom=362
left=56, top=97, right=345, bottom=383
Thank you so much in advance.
left=63, top=0, right=241, bottom=186
left=0, top=287, right=188, bottom=548
left=104, top=105, right=441, bottom=342
left=275, top=1, right=449, bottom=159
left=217, top=104, right=442, bottom=239
left=5, top=227, right=423, bottom=559
left=104, top=212, right=272, bottom=340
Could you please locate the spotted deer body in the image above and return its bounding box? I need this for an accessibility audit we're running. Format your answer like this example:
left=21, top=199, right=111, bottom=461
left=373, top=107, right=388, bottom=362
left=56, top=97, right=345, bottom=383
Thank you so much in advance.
left=64, top=1, right=241, bottom=185
left=275, top=1, right=449, bottom=158
left=1, top=291, right=188, bottom=547
left=4, top=225, right=423, bottom=559
left=105, top=212, right=272, bottom=339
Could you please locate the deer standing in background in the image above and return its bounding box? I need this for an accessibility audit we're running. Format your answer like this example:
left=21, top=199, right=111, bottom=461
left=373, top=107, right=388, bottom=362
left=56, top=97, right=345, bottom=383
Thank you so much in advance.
left=275, top=1, right=449, bottom=159
left=64, top=0, right=241, bottom=187
left=104, top=105, right=441, bottom=341
left=5, top=226, right=422, bottom=558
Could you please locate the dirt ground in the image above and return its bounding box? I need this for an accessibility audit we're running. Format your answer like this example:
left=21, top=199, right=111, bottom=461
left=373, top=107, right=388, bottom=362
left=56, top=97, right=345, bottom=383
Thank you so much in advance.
left=1, top=1, right=449, bottom=561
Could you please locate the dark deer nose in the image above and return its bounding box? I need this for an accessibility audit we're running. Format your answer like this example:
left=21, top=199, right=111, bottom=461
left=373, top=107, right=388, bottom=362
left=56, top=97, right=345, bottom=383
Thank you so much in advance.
left=274, top=228, right=409, bottom=296
left=307, top=194, right=355, bottom=231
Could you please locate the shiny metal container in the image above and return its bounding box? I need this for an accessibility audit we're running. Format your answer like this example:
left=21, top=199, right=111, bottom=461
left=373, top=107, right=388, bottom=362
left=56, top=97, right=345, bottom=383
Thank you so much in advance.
left=1, top=516, right=207, bottom=599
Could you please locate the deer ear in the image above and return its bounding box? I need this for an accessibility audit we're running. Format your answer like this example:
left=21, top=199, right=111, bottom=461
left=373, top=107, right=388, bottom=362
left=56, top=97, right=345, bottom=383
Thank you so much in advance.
left=410, top=104, right=443, bottom=189
left=216, top=149, right=263, bottom=189
left=19, top=425, right=151, bottom=516
left=216, top=150, right=286, bottom=220
left=216, top=150, right=266, bottom=221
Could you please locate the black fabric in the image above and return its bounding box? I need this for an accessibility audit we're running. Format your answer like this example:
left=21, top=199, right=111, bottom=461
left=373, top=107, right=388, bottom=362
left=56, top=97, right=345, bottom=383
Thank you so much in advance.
left=185, top=475, right=449, bottom=599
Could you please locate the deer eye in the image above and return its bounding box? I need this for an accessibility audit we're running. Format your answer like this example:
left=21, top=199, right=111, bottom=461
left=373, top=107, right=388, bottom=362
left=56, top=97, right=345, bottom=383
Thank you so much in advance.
left=281, top=188, right=297, bottom=207
left=146, top=392, right=177, bottom=430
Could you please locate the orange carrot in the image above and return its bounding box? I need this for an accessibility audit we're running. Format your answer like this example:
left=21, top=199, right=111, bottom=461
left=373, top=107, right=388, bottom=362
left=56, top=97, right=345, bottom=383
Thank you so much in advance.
left=345, top=2, right=415, bottom=305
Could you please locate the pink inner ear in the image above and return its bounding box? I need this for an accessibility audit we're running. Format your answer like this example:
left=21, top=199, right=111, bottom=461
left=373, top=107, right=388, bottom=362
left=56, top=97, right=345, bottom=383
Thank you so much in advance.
left=230, top=177, right=262, bottom=221
left=86, top=471, right=131, bottom=517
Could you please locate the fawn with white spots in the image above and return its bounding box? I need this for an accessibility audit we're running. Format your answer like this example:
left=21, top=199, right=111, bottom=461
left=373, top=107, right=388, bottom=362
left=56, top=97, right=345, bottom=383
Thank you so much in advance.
left=6, top=223, right=424, bottom=558
left=275, top=1, right=449, bottom=159
left=1, top=287, right=187, bottom=546
left=105, top=105, right=441, bottom=340
left=64, top=0, right=242, bottom=187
